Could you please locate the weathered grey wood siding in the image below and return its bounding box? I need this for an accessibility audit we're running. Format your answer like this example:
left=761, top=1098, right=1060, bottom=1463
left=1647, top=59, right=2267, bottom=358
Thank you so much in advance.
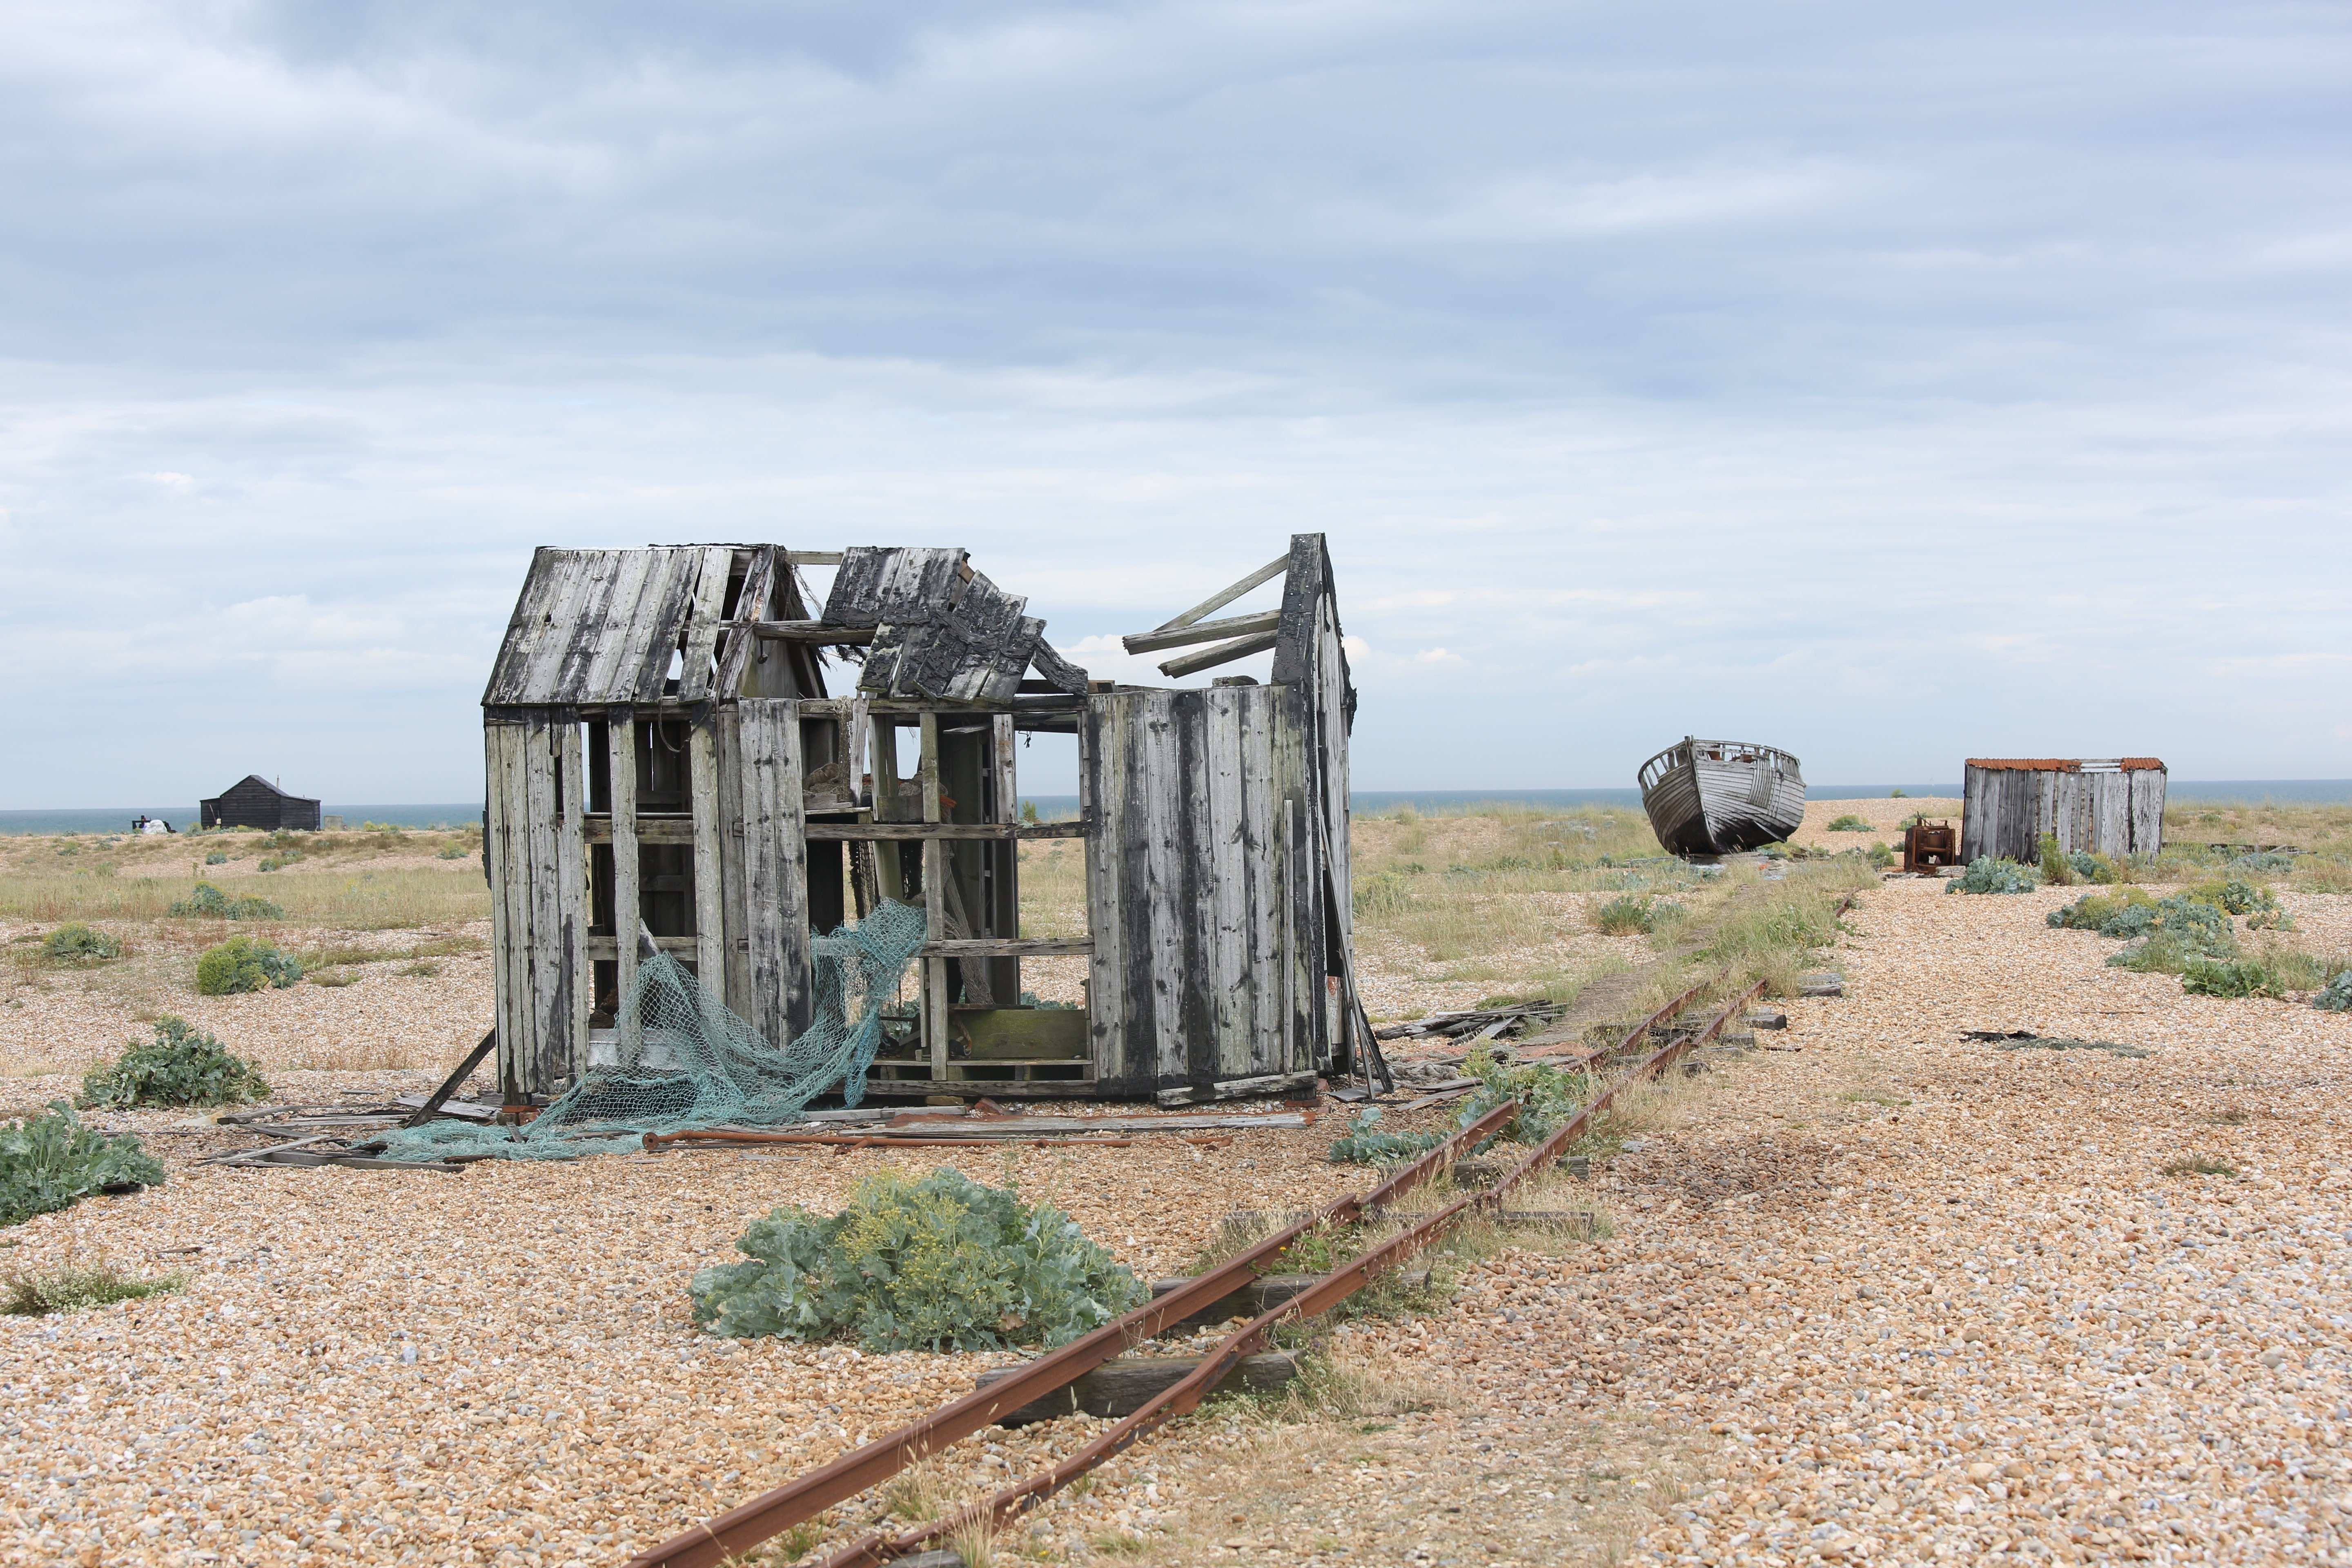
left=1961, top=764, right=2167, bottom=862
left=1083, top=685, right=1305, bottom=1092
left=486, top=713, right=590, bottom=1100
left=724, top=699, right=813, bottom=1045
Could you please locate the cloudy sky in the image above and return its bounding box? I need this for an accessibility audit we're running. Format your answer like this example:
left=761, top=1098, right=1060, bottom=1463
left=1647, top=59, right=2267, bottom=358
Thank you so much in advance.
left=3, top=0, right=2347, bottom=805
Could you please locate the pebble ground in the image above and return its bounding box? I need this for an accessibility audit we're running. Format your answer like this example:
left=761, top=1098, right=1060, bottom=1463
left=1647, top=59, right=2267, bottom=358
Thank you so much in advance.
left=4, top=866, right=2349, bottom=1566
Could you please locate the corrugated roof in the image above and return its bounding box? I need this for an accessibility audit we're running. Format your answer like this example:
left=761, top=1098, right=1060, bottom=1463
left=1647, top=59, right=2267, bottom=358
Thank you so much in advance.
left=1965, top=757, right=2166, bottom=772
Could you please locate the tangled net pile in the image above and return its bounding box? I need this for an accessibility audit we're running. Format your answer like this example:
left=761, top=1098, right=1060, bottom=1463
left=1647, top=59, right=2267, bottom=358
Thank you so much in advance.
left=380, top=901, right=931, bottom=1162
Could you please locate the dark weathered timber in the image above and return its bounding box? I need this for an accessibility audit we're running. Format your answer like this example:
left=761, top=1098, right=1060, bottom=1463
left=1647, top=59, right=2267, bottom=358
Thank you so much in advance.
left=1122, top=608, right=1284, bottom=655
left=199, top=774, right=322, bottom=831
left=399, top=1029, right=497, bottom=1128
left=974, top=1352, right=1300, bottom=1425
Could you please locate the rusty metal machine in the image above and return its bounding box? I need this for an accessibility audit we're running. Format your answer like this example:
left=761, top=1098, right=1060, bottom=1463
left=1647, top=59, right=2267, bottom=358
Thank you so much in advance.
left=1902, top=817, right=1962, bottom=874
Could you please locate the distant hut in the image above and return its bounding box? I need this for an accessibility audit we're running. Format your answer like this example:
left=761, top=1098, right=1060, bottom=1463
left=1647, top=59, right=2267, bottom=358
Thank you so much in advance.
left=200, top=775, right=323, bottom=832
left=1960, top=759, right=2166, bottom=864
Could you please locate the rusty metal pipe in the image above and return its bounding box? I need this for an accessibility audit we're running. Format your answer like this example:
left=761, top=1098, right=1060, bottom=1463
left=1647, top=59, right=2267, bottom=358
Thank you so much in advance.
left=834, top=981, right=1768, bottom=1568
left=622, top=1098, right=1521, bottom=1568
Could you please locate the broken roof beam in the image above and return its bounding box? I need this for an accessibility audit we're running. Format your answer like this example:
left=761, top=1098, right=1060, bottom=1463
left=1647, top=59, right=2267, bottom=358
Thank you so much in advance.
left=753, top=621, right=877, bottom=644
left=1158, top=629, right=1279, bottom=678
left=1150, top=552, right=1289, bottom=635
left=1120, top=608, right=1281, bottom=656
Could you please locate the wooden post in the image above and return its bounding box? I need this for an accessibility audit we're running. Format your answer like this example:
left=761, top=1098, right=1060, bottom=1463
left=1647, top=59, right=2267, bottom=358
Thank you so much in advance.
left=559, top=718, right=589, bottom=1087
left=920, top=710, right=948, bottom=1080
left=610, top=714, right=639, bottom=1026
left=690, top=722, right=726, bottom=987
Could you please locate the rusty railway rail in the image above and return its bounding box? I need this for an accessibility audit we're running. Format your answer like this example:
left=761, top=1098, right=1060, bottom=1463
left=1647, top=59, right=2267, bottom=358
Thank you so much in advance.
left=626, top=974, right=1759, bottom=1568
left=623, top=1098, right=1521, bottom=1568
left=815, top=977, right=1768, bottom=1568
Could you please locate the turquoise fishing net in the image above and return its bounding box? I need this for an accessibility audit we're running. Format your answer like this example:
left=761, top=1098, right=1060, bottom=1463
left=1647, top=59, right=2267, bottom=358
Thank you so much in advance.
left=379, top=900, right=931, bottom=1162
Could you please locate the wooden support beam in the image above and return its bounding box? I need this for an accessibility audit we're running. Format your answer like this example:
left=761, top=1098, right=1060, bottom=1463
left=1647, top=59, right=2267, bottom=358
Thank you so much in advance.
left=689, top=725, right=726, bottom=987
left=585, top=817, right=695, bottom=845
left=922, top=938, right=1093, bottom=958
left=1119, top=608, right=1282, bottom=656
left=1152, top=552, right=1290, bottom=635
left=609, top=716, right=639, bottom=1021
left=784, top=550, right=845, bottom=566
left=1158, top=629, right=1278, bottom=679
left=920, top=710, right=947, bottom=1081
left=801, top=820, right=1085, bottom=842
left=751, top=622, right=876, bottom=645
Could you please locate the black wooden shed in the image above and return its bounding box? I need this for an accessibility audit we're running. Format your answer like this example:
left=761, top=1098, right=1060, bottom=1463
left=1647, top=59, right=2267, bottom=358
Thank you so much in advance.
left=200, top=775, right=323, bottom=831
left=480, top=538, right=1363, bottom=1107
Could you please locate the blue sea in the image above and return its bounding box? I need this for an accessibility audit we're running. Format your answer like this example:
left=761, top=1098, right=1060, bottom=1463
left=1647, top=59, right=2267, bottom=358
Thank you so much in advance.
left=5, top=780, right=2346, bottom=834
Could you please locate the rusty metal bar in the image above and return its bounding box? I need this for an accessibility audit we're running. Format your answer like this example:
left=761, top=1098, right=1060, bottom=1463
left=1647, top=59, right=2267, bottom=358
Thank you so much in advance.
left=643, top=1132, right=1139, bottom=1152
left=622, top=1098, right=1521, bottom=1568
left=832, top=981, right=1768, bottom=1568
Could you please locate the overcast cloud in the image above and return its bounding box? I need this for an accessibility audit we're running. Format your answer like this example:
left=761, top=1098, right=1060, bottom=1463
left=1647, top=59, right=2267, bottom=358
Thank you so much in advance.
left=2, top=0, right=2347, bottom=804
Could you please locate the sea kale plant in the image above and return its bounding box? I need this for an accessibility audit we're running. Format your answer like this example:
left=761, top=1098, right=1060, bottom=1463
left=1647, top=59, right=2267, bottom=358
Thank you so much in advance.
left=689, top=1168, right=1146, bottom=1352
left=169, top=882, right=285, bottom=921
left=1947, top=858, right=2040, bottom=895
left=79, top=1018, right=270, bottom=1110
left=194, top=936, right=303, bottom=996
left=0, top=1103, right=166, bottom=1228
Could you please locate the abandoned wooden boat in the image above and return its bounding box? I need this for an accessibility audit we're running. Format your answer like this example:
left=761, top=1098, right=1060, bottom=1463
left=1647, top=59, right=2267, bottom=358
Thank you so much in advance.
left=1637, top=737, right=1806, bottom=856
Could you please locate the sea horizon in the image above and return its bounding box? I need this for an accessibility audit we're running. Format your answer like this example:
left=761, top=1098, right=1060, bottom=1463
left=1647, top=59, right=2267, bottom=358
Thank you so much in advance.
left=3, top=777, right=2348, bottom=835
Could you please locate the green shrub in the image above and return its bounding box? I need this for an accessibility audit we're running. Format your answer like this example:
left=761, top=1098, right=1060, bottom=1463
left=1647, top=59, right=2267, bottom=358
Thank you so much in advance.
left=2047, top=889, right=2154, bottom=930
left=436, top=845, right=470, bottom=860
left=1947, top=858, right=2039, bottom=895
left=2098, top=894, right=2235, bottom=957
left=2182, top=958, right=2287, bottom=1000
left=2108, top=934, right=2197, bottom=974
left=1593, top=894, right=1661, bottom=934
left=42, top=924, right=121, bottom=963
left=689, top=1168, right=1147, bottom=1352
left=3, top=1262, right=186, bottom=1316
left=2038, top=834, right=2074, bottom=886
left=1452, top=1050, right=1599, bottom=1148
left=194, top=936, right=303, bottom=996
left=1827, top=815, right=1871, bottom=833
left=203, top=852, right=229, bottom=866
left=0, top=1103, right=166, bottom=1228
left=256, top=852, right=302, bottom=873
left=1328, top=1107, right=1443, bottom=1165
left=1866, top=841, right=1896, bottom=869
left=168, top=883, right=284, bottom=921
left=2315, top=972, right=2352, bottom=1012
left=1889, top=788, right=1907, bottom=798
left=80, top=1018, right=270, bottom=1109
left=2190, top=878, right=2275, bottom=916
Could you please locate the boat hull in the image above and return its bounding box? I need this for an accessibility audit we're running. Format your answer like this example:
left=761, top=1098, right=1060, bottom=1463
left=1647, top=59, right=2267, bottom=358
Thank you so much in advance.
left=1638, top=739, right=1807, bottom=856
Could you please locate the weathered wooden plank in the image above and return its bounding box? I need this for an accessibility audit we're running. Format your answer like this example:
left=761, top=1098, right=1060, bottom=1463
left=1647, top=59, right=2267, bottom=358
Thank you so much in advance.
left=558, top=717, right=590, bottom=1087
left=483, top=723, right=527, bottom=1096
left=675, top=546, right=736, bottom=703
left=923, top=938, right=1094, bottom=957
left=1151, top=552, right=1290, bottom=635
left=799, top=820, right=1087, bottom=841
left=575, top=550, right=660, bottom=703
left=1157, top=629, right=1278, bottom=679
left=715, top=704, right=753, bottom=1020
left=1079, top=700, right=1125, bottom=1086
left=584, top=817, right=696, bottom=844
left=920, top=710, right=947, bottom=1078
left=1202, top=687, right=1252, bottom=1080
left=1238, top=686, right=1285, bottom=1075
left=713, top=546, right=778, bottom=699
left=608, top=714, right=639, bottom=1022
left=519, top=717, right=567, bottom=1098
left=750, top=622, right=877, bottom=644
left=689, top=722, right=726, bottom=987
left=1140, top=693, right=1189, bottom=1089
left=1122, top=608, right=1283, bottom=656
left=989, top=710, right=1021, bottom=1004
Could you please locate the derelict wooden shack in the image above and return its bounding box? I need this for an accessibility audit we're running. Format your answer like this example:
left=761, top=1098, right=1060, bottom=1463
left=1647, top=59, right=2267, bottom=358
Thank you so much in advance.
left=1959, top=758, right=2167, bottom=864
left=479, top=537, right=1362, bottom=1107
left=200, top=775, right=322, bottom=831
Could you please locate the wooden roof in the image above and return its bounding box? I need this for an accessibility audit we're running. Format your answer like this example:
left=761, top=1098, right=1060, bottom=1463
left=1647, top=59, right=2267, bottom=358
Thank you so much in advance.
left=483, top=547, right=735, bottom=708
